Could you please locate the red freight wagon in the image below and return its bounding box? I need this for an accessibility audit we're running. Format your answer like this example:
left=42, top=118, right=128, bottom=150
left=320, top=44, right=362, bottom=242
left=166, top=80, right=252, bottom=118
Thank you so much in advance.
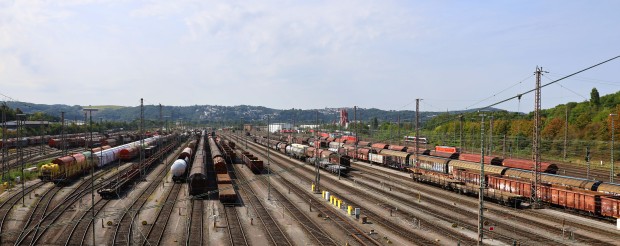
left=429, top=150, right=459, bottom=159
left=218, top=183, right=237, bottom=203
left=356, top=148, right=372, bottom=161
left=217, top=173, right=232, bottom=184
left=600, top=196, right=620, bottom=218
left=389, top=145, right=407, bottom=152
left=487, top=175, right=532, bottom=198
left=371, top=143, right=389, bottom=149
left=542, top=186, right=600, bottom=214
left=502, top=159, right=559, bottom=174
left=453, top=169, right=483, bottom=185
left=357, top=141, right=371, bottom=147
left=342, top=136, right=357, bottom=143
left=459, top=153, right=503, bottom=166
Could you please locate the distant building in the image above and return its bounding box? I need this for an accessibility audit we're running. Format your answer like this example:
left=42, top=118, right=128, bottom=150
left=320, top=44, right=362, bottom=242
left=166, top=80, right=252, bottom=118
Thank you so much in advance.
left=299, top=124, right=319, bottom=129
left=3, top=121, right=51, bottom=129
left=268, top=123, right=292, bottom=133
left=243, top=124, right=252, bottom=132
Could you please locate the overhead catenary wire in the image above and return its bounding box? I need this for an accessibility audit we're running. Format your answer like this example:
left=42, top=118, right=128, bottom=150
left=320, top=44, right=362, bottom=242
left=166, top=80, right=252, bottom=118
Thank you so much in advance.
left=479, top=55, right=620, bottom=111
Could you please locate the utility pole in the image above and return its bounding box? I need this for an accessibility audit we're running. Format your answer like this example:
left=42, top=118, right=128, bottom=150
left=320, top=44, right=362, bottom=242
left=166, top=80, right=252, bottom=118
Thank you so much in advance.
left=16, top=113, right=25, bottom=207
left=532, top=67, right=546, bottom=208
left=478, top=113, right=486, bottom=246
left=267, top=115, right=271, bottom=201
left=459, top=115, right=463, bottom=153
left=140, top=98, right=144, bottom=181
left=354, top=106, right=357, bottom=162
left=314, top=110, right=321, bottom=193
left=397, top=113, right=401, bottom=146
left=61, top=112, right=66, bottom=156
left=563, top=106, right=568, bottom=161
left=1, top=103, right=6, bottom=182
left=610, top=114, right=617, bottom=183
left=415, top=99, right=420, bottom=168
left=83, top=107, right=98, bottom=246
left=488, top=115, right=493, bottom=156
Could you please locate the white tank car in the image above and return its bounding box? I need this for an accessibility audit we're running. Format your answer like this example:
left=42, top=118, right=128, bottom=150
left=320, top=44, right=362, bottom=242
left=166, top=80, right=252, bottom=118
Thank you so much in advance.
left=171, top=159, right=188, bottom=177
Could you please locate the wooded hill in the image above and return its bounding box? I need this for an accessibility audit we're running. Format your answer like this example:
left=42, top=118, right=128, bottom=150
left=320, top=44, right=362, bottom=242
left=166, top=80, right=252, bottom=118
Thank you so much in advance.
left=423, top=88, right=619, bottom=165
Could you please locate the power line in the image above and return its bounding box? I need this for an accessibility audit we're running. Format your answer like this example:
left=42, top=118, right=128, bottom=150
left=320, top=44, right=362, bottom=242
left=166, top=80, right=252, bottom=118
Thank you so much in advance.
left=465, top=74, right=534, bottom=110
left=480, top=55, right=620, bottom=111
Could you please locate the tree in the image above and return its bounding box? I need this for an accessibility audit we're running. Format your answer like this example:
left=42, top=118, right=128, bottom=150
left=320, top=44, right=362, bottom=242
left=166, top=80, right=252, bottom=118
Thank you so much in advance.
left=371, top=117, right=379, bottom=129
left=591, top=87, right=601, bottom=107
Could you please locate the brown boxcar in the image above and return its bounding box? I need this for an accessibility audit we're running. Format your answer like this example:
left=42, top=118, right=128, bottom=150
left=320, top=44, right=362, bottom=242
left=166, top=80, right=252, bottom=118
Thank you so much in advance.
left=458, top=153, right=503, bottom=166
left=371, top=143, right=389, bottom=150
left=542, top=186, right=600, bottom=214
left=219, top=183, right=237, bottom=203
left=389, top=145, right=407, bottom=152
left=487, top=175, right=532, bottom=198
left=502, top=159, right=558, bottom=174
left=429, top=150, right=459, bottom=159
left=600, top=196, right=620, bottom=218
left=217, top=173, right=232, bottom=184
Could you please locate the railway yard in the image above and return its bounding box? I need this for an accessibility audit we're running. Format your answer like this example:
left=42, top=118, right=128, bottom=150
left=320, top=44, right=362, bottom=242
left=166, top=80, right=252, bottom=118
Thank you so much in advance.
left=0, top=129, right=618, bottom=246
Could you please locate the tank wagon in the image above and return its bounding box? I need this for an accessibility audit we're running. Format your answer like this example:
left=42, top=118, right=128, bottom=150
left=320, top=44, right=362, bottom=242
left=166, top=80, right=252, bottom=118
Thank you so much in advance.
left=171, top=139, right=198, bottom=183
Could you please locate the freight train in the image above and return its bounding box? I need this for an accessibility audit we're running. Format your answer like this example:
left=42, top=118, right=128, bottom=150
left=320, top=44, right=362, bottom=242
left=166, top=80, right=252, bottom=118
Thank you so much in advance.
left=409, top=155, right=620, bottom=219
left=188, top=133, right=207, bottom=197
left=170, top=138, right=198, bottom=183
left=246, top=132, right=620, bottom=221
left=39, top=135, right=167, bottom=185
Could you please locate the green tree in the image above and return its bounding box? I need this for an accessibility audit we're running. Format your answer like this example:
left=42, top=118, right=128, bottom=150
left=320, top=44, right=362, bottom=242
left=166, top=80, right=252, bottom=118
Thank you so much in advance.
left=371, top=117, right=379, bottom=129
left=591, top=87, right=601, bottom=107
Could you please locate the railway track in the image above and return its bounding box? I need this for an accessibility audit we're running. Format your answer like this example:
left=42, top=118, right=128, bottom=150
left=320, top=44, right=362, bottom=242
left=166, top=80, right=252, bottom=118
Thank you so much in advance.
left=0, top=182, right=45, bottom=245
left=233, top=136, right=386, bottom=246
left=223, top=205, right=248, bottom=246
left=352, top=162, right=617, bottom=245
left=186, top=199, right=204, bottom=246
left=12, top=186, right=63, bottom=245
left=232, top=161, right=339, bottom=246
left=233, top=166, right=292, bottom=246
left=142, top=182, right=182, bottom=246
left=110, top=146, right=178, bottom=245
left=63, top=197, right=111, bottom=246
left=24, top=162, right=129, bottom=246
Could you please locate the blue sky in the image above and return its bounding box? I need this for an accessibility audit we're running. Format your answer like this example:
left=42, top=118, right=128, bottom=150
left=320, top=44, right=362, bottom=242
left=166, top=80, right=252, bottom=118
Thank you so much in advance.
left=0, top=0, right=619, bottom=112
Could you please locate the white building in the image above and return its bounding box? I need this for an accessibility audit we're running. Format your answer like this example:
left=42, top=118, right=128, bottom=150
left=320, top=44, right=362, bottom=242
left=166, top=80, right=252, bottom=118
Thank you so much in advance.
left=268, top=123, right=292, bottom=133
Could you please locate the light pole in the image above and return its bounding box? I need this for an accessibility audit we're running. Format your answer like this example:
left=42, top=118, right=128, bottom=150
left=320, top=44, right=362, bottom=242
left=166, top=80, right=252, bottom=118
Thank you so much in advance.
left=610, top=113, right=617, bottom=183
left=16, top=113, right=25, bottom=206
left=478, top=113, right=486, bottom=246
left=164, top=116, right=170, bottom=134
left=83, top=108, right=98, bottom=246
left=267, top=115, right=271, bottom=201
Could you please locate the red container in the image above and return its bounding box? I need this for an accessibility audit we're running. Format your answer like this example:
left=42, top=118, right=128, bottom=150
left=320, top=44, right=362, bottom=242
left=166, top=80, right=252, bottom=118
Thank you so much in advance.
left=435, top=146, right=459, bottom=153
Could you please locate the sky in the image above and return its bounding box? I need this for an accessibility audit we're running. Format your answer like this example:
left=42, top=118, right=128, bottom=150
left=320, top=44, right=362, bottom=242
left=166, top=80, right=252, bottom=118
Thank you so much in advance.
left=0, top=0, right=619, bottom=113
